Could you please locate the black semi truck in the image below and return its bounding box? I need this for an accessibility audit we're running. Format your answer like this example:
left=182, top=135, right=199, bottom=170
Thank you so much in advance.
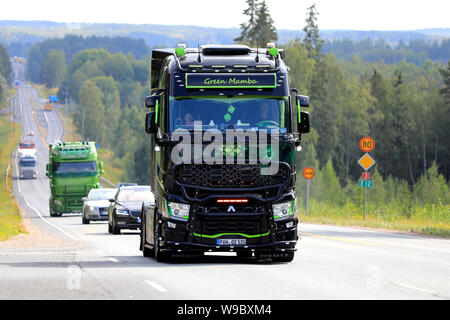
left=140, top=44, right=310, bottom=262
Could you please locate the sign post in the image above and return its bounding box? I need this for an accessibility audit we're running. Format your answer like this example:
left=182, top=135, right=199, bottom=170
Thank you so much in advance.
left=302, top=167, right=315, bottom=216
left=357, top=137, right=376, bottom=221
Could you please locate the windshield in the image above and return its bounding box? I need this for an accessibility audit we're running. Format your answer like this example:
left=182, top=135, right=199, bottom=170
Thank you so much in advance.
left=20, top=159, right=36, bottom=167
left=117, top=188, right=152, bottom=202
left=52, top=161, right=97, bottom=176
left=88, top=189, right=117, bottom=200
left=169, top=97, right=289, bottom=133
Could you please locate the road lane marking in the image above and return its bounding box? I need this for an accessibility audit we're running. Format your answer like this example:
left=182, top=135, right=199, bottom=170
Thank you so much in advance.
left=107, top=257, right=120, bottom=263
left=394, top=282, right=438, bottom=296
left=145, top=280, right=168, bottom=292
left=301, top=232, right=385, bottom=247
left=32, top=111, right=49, bottom=148
left=15, top=149, right=78, bottom=241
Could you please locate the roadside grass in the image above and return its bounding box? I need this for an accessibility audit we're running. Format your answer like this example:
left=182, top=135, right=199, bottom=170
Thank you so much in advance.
left=97, top=148, right=124, bottom=187
left=35, top=84, right=58, bottom=101
left=298, top=199, right=450, bottom=238
left=0, top=114, right=26, bottom=241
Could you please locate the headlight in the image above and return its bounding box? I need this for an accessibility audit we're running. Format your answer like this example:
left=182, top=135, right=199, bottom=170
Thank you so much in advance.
left=116, top=209, right=129, bottom=216
left=166, top=201, right=190, bottom=220
left=54, top=200, right=62, bottom=206
left=272, top=200, right=296, bottom=220
left=87, top=206, right=97, bottom=212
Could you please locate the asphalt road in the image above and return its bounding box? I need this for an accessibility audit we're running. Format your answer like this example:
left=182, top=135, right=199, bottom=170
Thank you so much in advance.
left=1, top=62, right=449, bottom=300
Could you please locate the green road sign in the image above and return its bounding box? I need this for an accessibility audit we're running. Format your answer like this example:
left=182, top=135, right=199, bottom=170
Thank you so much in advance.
left=358, top=179, right=373, bottom=188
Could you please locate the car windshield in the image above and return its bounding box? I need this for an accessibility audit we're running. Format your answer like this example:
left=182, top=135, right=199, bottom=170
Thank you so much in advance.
left=52, top=161, right=97, bottom=176
left=88, top=189, right=117, bottom=200
left=117, top=188, right=152, bottom=202
left=169, top=97, right=289, bottom=133
left=20, top=142, right=34, bottom=148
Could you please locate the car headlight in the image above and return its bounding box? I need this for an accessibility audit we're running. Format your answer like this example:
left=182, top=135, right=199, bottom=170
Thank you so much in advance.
left=116, top=209, right=129, bottom=216
left=87, top=206, right=98, bottom=212
left=166, top=201, right=190, bottom=220
left=272, top=200, right=296, bottom=220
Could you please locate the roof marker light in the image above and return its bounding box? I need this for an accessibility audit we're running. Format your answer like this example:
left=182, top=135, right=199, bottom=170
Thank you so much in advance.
left=175, top=47, right=185, bottom=57
left=268, top=47, right=279, bottom=57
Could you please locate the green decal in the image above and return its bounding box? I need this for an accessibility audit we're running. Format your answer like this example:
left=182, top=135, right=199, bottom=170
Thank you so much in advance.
left=224, top=113, right=231, bottom=122
left=228, top=105, right=235, bottom=113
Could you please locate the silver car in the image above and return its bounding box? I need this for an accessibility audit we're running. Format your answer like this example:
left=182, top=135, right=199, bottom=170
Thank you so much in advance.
left=82, top=188, right=118, bottom=224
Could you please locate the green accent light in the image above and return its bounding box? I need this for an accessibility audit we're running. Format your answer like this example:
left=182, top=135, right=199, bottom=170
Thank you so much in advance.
left=155, top=99, right=159, bottom=124
left=297, top=100, right=301, bottom=123
left=224, top=113, right=231, bottom=122
left=228, top=105, right=235, bottom=113
left=193, top=230, right=271, bottom=239
left=268, top=47, right=279, bottom=57
left=175, top=47, right=185, bottom=57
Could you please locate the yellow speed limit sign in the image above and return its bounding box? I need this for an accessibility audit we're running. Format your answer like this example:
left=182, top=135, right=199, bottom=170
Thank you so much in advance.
left=359, top=137, right=375, bottom=153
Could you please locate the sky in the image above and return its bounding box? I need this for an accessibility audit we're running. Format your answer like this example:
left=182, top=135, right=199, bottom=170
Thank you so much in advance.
left=0, top=0, right=449, bottom=31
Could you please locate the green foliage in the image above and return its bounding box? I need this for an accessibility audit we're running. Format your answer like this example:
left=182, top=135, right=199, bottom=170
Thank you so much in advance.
left=235, top=0, right=278, bottom=46
left=302, top=4, right=323, bottom=60
left=41, top=49, right=66, bottom=88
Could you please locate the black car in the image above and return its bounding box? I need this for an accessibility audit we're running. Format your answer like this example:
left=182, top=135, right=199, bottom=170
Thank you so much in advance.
left=108, top=185, right=154, bottom=234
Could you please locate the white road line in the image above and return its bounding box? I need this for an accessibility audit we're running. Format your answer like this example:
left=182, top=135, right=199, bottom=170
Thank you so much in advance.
left=107, top=257, right=120, bottom=263
left=15, top=148, right=78, bottom=241
left=394, top=282, right=438, bottom=296
left=145, top=280, right=168, bottom=292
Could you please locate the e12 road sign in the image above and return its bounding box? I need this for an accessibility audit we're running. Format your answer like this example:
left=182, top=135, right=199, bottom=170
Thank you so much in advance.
left=358, top=180, right=373, bottom=188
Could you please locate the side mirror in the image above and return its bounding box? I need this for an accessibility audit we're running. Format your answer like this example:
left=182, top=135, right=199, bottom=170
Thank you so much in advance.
left=296, top=95, right=309, bottom=107
left=298, top=111, right=310, bottom=134
left=145, top=111, right=157, bottom=134
left=98, top=160, right=104, bottom=170
left=145, top=95, right=159, bottom=108
left=108, top=199, right=115, bottom=203
left=81, top=197, right=87, bottom=202
left=145, top=89, right=164, bottom=108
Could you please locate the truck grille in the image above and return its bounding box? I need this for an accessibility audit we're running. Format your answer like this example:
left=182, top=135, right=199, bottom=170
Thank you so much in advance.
left=202, top=216, right=262, bottom=234
left=175, top=163, right=289, bottom=188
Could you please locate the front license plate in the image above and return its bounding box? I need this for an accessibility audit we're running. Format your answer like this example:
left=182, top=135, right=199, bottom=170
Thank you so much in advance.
left=217, top=239, right=246, bottom=246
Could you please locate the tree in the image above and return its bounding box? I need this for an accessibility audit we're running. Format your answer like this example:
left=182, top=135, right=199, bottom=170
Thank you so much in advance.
left=253, top=0, right=278, bottom=47
left=302, top=4, right=323, bottom=59
left=41, top=49, right=66, bottom=88
left=235, top=0, right=259, bottom=45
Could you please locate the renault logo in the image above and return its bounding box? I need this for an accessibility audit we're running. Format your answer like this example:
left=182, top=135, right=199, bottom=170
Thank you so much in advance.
left=227, top=206, right=236, bottom=213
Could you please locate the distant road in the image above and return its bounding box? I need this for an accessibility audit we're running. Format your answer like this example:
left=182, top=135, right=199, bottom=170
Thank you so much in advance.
left=0, top=61, right=449, bottom=300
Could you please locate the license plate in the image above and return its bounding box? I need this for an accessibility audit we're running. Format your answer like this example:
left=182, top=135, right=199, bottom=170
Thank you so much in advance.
left=217, top=239, right=246, bottom=246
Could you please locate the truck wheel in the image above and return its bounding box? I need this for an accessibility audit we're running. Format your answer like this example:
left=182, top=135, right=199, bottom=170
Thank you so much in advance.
left=108, top=222, right=112, bottom=233
left=154, top=215, right=170, bottom=262
left=141, top=212, right=154, bottom=257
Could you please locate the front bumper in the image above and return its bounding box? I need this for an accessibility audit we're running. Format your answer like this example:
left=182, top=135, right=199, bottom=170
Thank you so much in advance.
left=158, top=216, right=298, bottom=253
left=115, top=215, right=140, bottom=230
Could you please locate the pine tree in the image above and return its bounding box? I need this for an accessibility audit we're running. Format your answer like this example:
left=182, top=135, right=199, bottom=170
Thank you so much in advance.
left=254, top=0, right=278, bottom=47
left=235, top=0, right=260, bottom=45
left=302, top=4, right=323, bottom=59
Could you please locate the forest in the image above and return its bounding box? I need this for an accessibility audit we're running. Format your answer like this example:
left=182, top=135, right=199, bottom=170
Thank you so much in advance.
left=1, top=1, right=448, bottom=235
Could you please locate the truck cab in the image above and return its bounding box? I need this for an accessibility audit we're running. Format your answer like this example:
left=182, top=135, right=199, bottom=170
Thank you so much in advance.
left=46, top=141, right=104, bottom=217
left=140, top=44, right=310, bottom=262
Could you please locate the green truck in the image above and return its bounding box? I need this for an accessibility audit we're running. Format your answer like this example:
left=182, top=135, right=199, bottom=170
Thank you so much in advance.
left=46, top=141, right=104, bottom=217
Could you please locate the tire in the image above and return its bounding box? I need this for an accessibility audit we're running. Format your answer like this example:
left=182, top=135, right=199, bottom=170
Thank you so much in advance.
left=49, top=200, right=56, bottom=217
left=141, top=211, right=154, bottom=257
left=154, top=214, right=170, bottom=262
left=112, top=216, right=120, bottom=234
left=82, top=214, right=90, bottom=224
left=108, top=222, right=112, bottom=233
